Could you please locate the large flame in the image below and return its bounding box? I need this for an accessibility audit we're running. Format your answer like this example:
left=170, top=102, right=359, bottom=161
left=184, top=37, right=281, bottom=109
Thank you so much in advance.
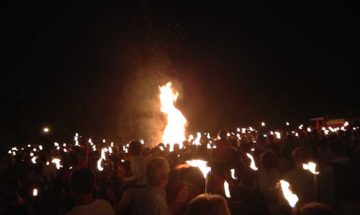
left=159, top=82, right=187, bottom=151
left=280, top=180, right=299, bottom=208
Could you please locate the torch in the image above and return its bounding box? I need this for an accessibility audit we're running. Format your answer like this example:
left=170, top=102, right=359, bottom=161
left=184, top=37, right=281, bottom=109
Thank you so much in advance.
left=246, top=153, right=259, bottom=189
left=186, top=159, right=211, bottom=193
left=279, top=180, right=299, bottom=214
left=302, top=161, right=320, bottom=201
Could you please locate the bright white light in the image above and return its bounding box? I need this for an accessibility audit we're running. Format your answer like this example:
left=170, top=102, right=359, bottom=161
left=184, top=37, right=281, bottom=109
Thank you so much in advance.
left=230, top=169, right=237, bottom=180
left=74, top=133, right=79, bottom=146
left=302, top=162, right=319, bottom=175
left=31, top=156, right=38, bottom=164
left=286, top=122, right=290, bottom=126
left=43, top=127, right=50, bottom=133
left=51, top=158, right=62, bottom=169
left=280, top=180, right=299, bottom=208
left=224, top=181, right=231, bottom=198
left=33, top=188, right=38, bottom=197
left=261, top=122, right=266, bottom=127
left=246, top=153, right=258, bottom=171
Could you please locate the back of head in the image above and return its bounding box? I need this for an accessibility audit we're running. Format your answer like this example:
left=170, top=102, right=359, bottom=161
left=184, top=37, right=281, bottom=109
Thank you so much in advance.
left=292, top=147, right=310, bottom=164
left=261, top=151, right=279, bottom=170
left=218, top=129, right=228, bottom=140
left=70, top=168, right=95, bottom=194
left=129, top=140, right=143, bottom=156
left=146, top=156, right=170, bottom=186
left=185, top=193, right=231, bottom=215
left=300, top=202, right=335, bottom=215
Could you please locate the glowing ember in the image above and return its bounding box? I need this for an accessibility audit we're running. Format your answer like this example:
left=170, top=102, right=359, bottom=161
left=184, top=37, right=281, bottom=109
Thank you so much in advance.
left=159, top=82, right=187, bottom=151
left=224, top=181, right=231, bottom=198
left=246, top=153, right=258, bottom=171
left=33, top=188, right=38, bottom=197
left=302, top=162, right=319, bottom=175
left=280, top=180, right=299, bottom=208
left=186, top=159, right=211, bottom=179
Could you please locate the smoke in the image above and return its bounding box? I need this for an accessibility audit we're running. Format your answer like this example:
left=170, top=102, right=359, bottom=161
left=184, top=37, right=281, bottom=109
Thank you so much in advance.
left=118, top=45, right=183, bottom=148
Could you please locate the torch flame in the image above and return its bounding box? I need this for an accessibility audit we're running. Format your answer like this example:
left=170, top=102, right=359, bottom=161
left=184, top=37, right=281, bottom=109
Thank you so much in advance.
left=97, top=158, right=104, bottom=171
left=302, top=162, right=319, bottom=175
left=280, top=180, right=299, bottom=208
left=51, top=158, right=62, bottom=169
left=33, top=188, right=38, bottom=197
left=193, top=132, right=202, bottom=146
left=186, top=159, right=211, bottom=179
left=159, top=82, right=187, bottom=151
left=224, top=181, right=231, bottom=198
left=246, top=153, right=258, bottom=171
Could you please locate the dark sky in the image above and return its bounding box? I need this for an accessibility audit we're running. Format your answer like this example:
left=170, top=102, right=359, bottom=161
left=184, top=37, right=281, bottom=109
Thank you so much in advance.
left=1, top=1, right=360, bottom=142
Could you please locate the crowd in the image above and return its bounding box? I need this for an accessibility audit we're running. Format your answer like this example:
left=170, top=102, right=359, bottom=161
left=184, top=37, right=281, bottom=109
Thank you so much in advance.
left=1, top=125, right=360, bottom=215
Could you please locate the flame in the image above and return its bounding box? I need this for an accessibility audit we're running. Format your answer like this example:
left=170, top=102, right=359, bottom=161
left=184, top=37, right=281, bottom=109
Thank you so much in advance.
left=193, top=132, right=202, bottom=145
left=275, top=131, right=281, bottom=139
left=230, top=168, right=237, bottom=180
left=302, top=162, right=319, bottom=175
left=159, top=82, right=187, bottom=151
left=186, top=159, right=211, bottom=179
left=280, top=180, right=299, bottom=208
left=33, top=188, right=38, bottom=197
left=246, top=153, right=258, bottom=171
left=51, top=158, right=62, bottom=169
left=74, top=133, right=79, bottom=146
left=31, top=156, right=38, bottom=164
left=97, top=158, right=104, bottom=171
left=224, top=181, right=231, bottom=198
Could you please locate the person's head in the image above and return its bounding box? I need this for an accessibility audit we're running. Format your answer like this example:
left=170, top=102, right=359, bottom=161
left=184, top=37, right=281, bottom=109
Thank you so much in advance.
left=218, top=129, right=228, bottom=140
left=146, top=156, right=170, bottom=188
left=185, top=193, right=231, bottom=215
left=129, top=140, right=143, bottom=156
left=115, top=163, right=127, bottom=180
left=300, top=202, right=335, bottom=215
left=70, top=168, right=95, bottom=201
left=260, top=151, right=279, bottom=170
left=292, top=147, right=310, bottom=165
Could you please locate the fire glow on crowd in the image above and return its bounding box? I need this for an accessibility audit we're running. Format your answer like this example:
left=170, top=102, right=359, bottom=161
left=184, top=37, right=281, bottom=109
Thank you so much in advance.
left=2, top=81, right=360, bottom=215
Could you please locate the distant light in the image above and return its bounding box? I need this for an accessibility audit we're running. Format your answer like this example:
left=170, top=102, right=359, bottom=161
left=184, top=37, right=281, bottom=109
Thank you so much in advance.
left=298, top=124, right=304, bottom=130
left=286, top=122, right=290, bottom=126
left=261, top=122, right=266, bottom=127
left=43, top=127, right=50, bottom=133
left=307, top=127, right=311, bottom=132
left=33, top=188, right=38, bottom=197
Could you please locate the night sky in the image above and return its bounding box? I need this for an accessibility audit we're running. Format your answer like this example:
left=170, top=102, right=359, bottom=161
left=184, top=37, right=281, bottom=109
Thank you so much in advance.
left=1, top=1, right=360, bottom=143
